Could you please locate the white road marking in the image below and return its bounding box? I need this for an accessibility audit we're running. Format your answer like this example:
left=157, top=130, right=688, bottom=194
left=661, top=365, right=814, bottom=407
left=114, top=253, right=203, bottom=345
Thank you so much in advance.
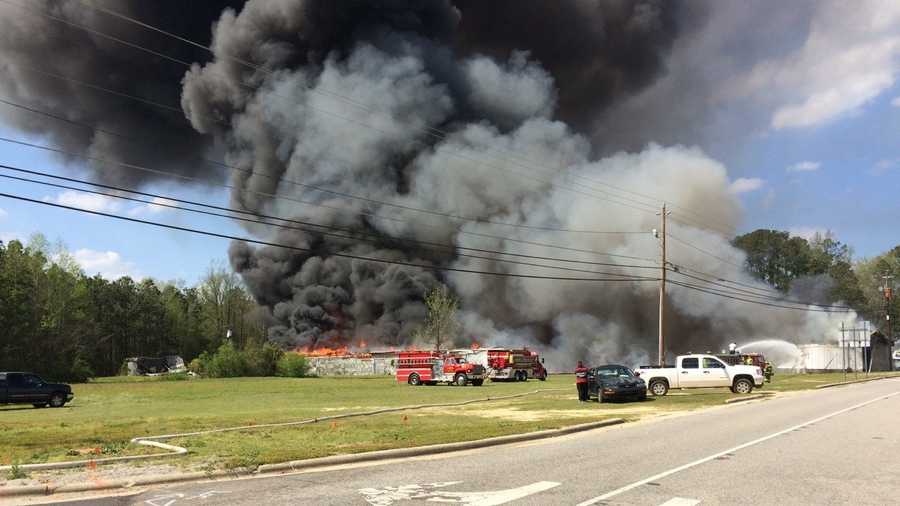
left=658, top=498, right=700, bottom=506
left=576, top=390, right=900, bottom=506
left=359, top=481, right=560, bottom=505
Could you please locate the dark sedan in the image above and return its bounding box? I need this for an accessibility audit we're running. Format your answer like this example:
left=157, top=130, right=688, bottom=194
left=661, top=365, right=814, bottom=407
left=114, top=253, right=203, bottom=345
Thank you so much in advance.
left=587, top=365, right=647, bottom=402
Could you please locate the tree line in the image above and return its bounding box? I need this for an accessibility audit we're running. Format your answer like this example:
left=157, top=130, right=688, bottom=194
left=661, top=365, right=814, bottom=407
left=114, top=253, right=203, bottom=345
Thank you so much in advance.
left=0, top=235, right=271, bottom=381
left=2, top=228, right=897, bottom=381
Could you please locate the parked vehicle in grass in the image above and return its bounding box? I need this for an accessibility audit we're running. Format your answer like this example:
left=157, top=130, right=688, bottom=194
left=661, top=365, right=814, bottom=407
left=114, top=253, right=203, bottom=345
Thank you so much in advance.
left=396, top=351, right=487, bottom=386
left=634, top=354, right=764, bottom=396
left=0, top=372, right=74, bottom=408
left=587, top=365, right=647, bottom=402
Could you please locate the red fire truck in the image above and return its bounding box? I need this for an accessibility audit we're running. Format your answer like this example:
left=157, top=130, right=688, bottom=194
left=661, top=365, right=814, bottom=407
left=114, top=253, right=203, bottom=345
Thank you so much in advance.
left=454, top=348, right=547, bottom=381
left=396, top=351, right=487, bottom=386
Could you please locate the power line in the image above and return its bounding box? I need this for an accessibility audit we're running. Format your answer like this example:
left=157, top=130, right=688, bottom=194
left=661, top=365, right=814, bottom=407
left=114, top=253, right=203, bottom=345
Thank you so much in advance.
left=0, top=135, right=659, bottom=265
left=0, top=191, right=659, bottom=284
left=4, top=0, right=670, bottom=220
left=667, top=232, right=747, bottom=270
left=0, top=97, right=646, bottom=236
left=666, top=268, right=854, bottom=309
left=668, top=262, right=784, bottom=297
left=0, top=165, right=662, bottom=278
left=10, top=0, right=743, bottom=236
left=668, top=279, right=855, bottom=313
left=74, top=0, right=739, bottom=237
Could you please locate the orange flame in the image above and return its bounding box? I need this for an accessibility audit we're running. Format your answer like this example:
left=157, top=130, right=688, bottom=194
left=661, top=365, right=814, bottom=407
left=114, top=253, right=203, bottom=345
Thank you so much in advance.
left=294, top=346, right=350, bottom=357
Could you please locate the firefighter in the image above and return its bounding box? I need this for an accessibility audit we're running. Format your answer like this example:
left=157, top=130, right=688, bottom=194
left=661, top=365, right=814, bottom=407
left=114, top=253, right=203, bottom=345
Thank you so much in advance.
left=575, top=361, right=589, bottom=402
left=764, top=361, right=774, bottom=383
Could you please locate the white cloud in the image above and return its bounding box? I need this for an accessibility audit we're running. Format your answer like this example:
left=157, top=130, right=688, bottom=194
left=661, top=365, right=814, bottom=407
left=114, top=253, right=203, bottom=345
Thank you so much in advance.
left=732, top=1, right=900, bottom=130
left=892, top=96, right=900, bottom=107
left=872, top=158, right=899, bottom=175
left=728, top=177, right=766, bottom=194
left=789, top=227, right=829, bottom=241
left=45, top=191, right=120, bottom=213
left=128, top=197, right=179, bottom=217
left=73, top=249, right=143, bottom=280
left=0, top=207, right=7, bottom=220
left=786, top=161, right=821, bottom=172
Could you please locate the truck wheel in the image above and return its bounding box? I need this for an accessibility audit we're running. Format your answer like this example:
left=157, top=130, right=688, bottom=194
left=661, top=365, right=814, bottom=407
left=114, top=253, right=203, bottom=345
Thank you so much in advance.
left=33, top=403, right=47, bottom=408
left=472, top=379, right=484, bottom=386
left=408, top=373, right=422, bottom=386
left=649, top=380, right=668, bottom=396
left=733, top=378, right=753, bottom=394
left=538, top=374, right=546, bottom=381
left=49, top=393, right=66, bottom=408
left=455, top=374, right=468, bottom=387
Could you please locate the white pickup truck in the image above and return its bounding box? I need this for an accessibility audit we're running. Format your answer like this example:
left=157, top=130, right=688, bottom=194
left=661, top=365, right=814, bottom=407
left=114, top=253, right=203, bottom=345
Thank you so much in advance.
left=634, top=354, right=765, bottom=396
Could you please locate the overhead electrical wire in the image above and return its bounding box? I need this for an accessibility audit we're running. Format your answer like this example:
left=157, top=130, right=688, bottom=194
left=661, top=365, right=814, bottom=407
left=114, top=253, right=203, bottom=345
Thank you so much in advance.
left=667, top=279, right=855, bottom=313
left=74, top=0, right=739, bottom=237
left=0, top=164, right=662, bottom=277
left=5, top=0, right=741, bottom=237
left=665, top=267, right=854, bottom=309
left=667, top=262, right=785, bottom=297
left=0, top=191, right=659, bottom=283
left=1, top=0, right=671, bottom=221
left=0, top=135, right=660, bottom=267
left=0, top=97, right=646, bottom=236
left=666, top=232, right=747, bottom=270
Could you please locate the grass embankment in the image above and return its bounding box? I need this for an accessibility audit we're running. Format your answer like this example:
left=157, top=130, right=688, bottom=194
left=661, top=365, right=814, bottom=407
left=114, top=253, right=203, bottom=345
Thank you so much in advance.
left=2, top=372, right=897, bottom=470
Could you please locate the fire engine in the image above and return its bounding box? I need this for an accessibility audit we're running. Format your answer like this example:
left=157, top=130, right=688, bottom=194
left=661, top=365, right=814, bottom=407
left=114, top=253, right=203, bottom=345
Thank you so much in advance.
left=453, top=348, right=547, bottom=381
left=396, top=351, right=487, bottom=386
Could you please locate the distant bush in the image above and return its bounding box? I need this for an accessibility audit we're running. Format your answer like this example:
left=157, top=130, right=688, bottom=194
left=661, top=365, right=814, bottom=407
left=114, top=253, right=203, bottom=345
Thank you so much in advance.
left=246, top=343, right=284, bottom=377
left=276, top=353, right=310, bottom=378
left=192, top=341, right=287, bottom=378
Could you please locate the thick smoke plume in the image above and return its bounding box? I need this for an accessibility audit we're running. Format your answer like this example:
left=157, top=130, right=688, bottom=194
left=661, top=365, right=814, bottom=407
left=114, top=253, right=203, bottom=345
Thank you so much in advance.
left=0, top=0, right=857, bottom=365
left=0, top=0, right=243, bottom=186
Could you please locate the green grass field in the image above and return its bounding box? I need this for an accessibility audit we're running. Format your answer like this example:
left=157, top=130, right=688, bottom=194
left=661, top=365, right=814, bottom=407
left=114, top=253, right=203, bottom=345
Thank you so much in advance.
left=2, top=372, right=896, bottom=471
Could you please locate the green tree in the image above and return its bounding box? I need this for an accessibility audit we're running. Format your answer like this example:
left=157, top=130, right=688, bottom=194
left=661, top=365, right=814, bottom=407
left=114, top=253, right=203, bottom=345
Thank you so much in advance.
left=413, top=285, right=460, bottom=351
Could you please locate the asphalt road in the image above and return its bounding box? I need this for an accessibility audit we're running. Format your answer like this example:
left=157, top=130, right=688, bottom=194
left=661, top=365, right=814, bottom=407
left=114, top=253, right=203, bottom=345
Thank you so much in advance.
left=34, top=378, right=900, bottom=506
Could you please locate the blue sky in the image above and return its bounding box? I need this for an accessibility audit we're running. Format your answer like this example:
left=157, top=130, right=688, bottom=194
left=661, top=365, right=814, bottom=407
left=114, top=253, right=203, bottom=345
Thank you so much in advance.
left=0, top=123, right=239, bottom=284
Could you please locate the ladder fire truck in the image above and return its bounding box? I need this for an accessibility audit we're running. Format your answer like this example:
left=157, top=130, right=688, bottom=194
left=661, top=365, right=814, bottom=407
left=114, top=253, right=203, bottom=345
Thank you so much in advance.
left=396, top=351, right=486, bottom=386
left=452, top=348, right=547, bottom=381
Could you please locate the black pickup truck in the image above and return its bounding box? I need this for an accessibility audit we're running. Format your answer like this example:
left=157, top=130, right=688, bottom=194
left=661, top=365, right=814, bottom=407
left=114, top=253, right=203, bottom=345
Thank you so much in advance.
left=0, top=372, right=74, bottom=408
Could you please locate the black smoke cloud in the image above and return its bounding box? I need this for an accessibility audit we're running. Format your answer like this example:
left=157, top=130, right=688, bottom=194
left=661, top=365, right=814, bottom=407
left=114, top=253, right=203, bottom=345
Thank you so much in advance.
left=0, top=0, right=852, bottom=361
left=451, top=0, right=682, bottom=131
left=0, top=0, right=243, bottom=186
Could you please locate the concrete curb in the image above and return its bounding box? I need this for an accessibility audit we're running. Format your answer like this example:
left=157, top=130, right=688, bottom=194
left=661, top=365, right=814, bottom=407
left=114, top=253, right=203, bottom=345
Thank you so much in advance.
left=257, top=418, right=624, bottom=474
left=0, top=387, right=568, bottom=474
left=723, top=392, right=775, bottom=404
left=815, top=375, right=900, bottom=389
left=0, top=418, right=624, bottom=499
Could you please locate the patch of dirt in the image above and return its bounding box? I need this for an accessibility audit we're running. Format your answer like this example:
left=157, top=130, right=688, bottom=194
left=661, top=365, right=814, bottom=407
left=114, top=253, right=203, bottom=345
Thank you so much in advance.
left=1, top=460, right=209, bottom=489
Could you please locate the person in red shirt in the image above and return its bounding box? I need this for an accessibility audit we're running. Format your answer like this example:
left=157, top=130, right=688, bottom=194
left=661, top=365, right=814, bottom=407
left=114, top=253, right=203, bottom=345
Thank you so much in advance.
left=575, top=361, right=589, bottom=402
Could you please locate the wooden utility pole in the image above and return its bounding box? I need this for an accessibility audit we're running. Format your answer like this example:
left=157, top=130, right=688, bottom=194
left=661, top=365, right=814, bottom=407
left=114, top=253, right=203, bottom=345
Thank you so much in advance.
left=658, top=204, right=670, bottom=366
left=883, top=274, right=894, bottom=342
